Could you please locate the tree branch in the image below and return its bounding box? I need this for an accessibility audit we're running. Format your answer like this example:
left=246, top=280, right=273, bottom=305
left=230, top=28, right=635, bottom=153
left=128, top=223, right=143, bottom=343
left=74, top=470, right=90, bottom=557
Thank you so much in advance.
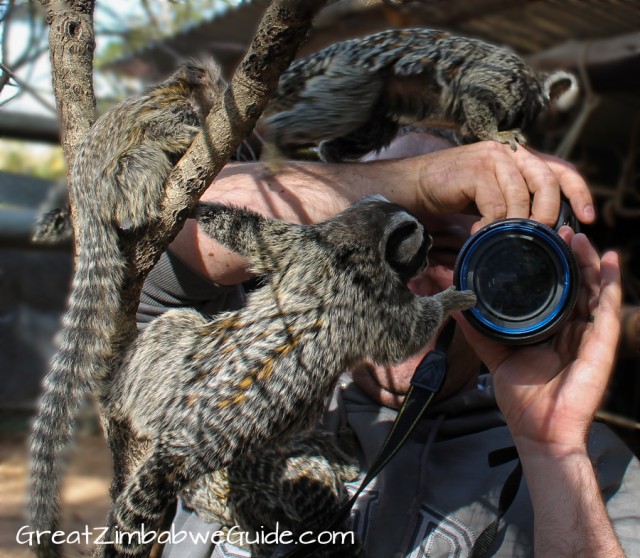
left=133, top=0, right=330, bottom=277
left=38, top=0, right=96, bottom=188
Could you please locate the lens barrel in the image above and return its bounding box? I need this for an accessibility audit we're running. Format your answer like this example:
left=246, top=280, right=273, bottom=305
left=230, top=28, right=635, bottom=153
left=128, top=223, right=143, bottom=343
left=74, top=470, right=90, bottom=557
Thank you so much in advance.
left=454, top=219, right=579, bottom=345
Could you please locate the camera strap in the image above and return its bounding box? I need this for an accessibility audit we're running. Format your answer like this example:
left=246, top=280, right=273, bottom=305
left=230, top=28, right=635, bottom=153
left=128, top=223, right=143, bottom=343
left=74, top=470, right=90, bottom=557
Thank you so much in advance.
left=270, top=319, right=455, bottom=558
left=470, top=446, right=522, bottom=557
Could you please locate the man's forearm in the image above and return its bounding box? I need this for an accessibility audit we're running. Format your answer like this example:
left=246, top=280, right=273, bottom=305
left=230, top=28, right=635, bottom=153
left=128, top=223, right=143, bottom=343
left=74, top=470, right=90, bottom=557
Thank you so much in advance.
left=170, top=158, right=421, bottom=285
left=518, top=443, right=625, bottom=557
left=202, top=159, right=422, bottom=222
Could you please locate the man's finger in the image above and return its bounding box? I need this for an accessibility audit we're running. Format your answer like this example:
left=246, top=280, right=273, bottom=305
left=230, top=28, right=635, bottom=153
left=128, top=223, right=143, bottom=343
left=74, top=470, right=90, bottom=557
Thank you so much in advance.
left=513, top=147, right=561, bottom=226
left=572, top=251, right=621, bottom=386
left=531, top=151, right=595, bottom=225
left=494, top=155, right=531, bottom=219
left=571, top=233, right=602, bottom=317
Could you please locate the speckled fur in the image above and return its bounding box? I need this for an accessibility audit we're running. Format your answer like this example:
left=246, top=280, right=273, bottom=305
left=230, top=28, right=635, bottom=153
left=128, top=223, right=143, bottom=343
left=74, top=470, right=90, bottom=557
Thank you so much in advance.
left=32, top=180, right=73, bottom=244
left=264, top=28, right=577, bottom=161
left=182, top=429, right=362, bottom=557
left=102, top=197, right=476, bottom=557
left=28, top=58, right=226, bottom=558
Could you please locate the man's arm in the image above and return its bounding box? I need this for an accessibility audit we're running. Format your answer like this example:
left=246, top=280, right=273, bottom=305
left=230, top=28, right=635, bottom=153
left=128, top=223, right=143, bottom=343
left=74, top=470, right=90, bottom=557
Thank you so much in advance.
left=520, top=246, right=626, bottom=558
left=172, top=140, right=594, bottom=285
left=458, top=234, right=626, bottom=557
left=518, top=442, right=626, bottom=557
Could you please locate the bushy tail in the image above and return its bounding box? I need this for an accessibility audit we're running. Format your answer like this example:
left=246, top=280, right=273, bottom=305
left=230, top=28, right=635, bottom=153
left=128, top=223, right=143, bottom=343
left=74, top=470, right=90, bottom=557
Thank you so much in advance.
left=28, top=219, right=124, bottom=558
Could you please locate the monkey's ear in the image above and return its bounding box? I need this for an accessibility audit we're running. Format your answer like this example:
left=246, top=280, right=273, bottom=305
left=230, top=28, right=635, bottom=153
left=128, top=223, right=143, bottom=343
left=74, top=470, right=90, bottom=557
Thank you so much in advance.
left=543, top=70, right=579, bottom=112
left=384, top=212, right=430, bottom=281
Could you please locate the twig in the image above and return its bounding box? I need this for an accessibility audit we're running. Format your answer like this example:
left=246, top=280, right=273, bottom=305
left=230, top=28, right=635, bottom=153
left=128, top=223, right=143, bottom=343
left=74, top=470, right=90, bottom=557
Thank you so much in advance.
left=0, top=60, right=58, bottom=113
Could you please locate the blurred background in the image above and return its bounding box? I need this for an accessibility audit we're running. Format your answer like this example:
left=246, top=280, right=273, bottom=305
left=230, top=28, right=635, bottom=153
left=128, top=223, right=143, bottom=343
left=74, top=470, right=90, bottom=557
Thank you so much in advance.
left=1, top=1, right=639, bottom=556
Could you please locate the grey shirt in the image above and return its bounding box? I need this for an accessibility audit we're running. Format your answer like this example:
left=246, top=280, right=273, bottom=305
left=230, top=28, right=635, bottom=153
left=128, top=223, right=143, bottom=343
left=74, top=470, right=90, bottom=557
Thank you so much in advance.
left=137, top=250, right=245, bottom=327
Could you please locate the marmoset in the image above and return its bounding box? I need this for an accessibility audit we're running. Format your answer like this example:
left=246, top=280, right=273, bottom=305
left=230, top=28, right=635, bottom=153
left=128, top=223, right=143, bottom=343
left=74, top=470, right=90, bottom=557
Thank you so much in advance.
left=29, top=58, right=226, bottom=558
left=102, top=197, right=476, bottom=557
left=263, top=28, right=577, bottom=162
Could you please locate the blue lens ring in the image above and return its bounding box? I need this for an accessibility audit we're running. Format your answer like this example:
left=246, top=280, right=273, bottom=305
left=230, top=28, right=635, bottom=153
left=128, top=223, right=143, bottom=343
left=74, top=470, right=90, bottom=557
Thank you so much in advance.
left=454, top=219, right=579, bottom=343
left=462, top=224, right=569, bottom=334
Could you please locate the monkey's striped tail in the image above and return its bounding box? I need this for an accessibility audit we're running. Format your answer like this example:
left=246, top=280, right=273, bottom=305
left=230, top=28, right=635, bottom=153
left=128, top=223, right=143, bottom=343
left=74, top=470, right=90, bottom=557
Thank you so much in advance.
left=28, top=220, right=124, bottom=558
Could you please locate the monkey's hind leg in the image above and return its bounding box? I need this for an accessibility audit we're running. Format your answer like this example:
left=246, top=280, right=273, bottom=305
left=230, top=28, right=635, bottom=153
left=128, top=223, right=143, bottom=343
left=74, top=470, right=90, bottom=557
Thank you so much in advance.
left=111, top=448, right=207, bottom=558
left=461, top=97, right=527, bottom=151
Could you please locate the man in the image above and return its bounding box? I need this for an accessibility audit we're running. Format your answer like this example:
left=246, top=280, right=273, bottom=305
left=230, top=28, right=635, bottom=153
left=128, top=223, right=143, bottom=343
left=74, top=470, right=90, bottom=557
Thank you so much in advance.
left=140, top=135, right=638, bottom=557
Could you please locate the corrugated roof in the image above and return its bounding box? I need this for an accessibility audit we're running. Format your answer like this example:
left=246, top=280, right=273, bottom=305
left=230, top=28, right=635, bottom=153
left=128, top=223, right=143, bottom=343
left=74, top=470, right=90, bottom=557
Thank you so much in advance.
left=106, top=0, right=640, bottom=80
left=455, top=0, right=640, bottom=53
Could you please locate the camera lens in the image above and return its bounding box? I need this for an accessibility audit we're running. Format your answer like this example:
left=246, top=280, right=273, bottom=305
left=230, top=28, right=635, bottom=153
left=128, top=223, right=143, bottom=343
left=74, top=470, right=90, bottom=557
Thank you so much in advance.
left=454, top=219, right=579, bottom=344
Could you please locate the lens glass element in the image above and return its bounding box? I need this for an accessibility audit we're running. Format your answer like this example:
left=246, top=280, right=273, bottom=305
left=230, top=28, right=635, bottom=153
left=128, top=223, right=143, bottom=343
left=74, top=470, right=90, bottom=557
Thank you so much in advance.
left=474, top=238, right=555, bottom=320
left=453, top=219, right=579, bottom=345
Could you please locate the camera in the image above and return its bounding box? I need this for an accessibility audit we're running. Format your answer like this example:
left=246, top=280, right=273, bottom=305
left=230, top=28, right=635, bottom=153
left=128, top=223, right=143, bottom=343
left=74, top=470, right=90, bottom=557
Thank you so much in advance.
left=453, top=202, right=579, bottom=345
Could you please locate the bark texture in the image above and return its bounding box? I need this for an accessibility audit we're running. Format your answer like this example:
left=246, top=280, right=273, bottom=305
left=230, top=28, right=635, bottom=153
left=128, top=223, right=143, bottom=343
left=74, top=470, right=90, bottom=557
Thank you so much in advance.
left=39, top=0, right=96, bottom=196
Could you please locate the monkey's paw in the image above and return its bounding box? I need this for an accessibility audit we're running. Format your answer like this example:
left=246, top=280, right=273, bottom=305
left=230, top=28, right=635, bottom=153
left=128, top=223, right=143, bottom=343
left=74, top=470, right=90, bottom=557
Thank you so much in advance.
left=437, top=286, right=477, bottom=314
left=490, top=129, right=527, bottom=151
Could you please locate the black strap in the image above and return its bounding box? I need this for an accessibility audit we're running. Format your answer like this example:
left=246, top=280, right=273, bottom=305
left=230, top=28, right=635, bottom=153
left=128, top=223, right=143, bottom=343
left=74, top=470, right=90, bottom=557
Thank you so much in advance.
left=270, top=320, right=456, bottom=558
left=470, top=447, right=523, bottom=557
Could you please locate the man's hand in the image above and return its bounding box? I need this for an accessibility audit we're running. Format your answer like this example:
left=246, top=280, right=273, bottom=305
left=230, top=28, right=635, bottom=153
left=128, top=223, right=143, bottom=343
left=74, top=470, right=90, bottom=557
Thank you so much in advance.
left=456, top=231, right=625, bottom=557
left=457, top=229, right=621, bottom=454
left=411, top=141, right=595, bottom=232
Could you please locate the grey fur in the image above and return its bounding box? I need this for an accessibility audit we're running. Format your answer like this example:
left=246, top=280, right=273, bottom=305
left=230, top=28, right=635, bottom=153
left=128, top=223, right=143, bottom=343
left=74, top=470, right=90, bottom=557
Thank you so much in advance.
left=32, top=180, right=73, bottom=245
left=181, top=429, right=362, bottom=557
left=28, top=58, right=226, bottom=558
left=101, top=197, right=475, bottom=557
left=263, top=28, right=578, bottom=160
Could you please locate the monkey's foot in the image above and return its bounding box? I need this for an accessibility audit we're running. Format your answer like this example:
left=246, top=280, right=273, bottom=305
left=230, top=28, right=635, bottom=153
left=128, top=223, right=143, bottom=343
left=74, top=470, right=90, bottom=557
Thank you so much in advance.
left=488, top=129, right=527, bottom=151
